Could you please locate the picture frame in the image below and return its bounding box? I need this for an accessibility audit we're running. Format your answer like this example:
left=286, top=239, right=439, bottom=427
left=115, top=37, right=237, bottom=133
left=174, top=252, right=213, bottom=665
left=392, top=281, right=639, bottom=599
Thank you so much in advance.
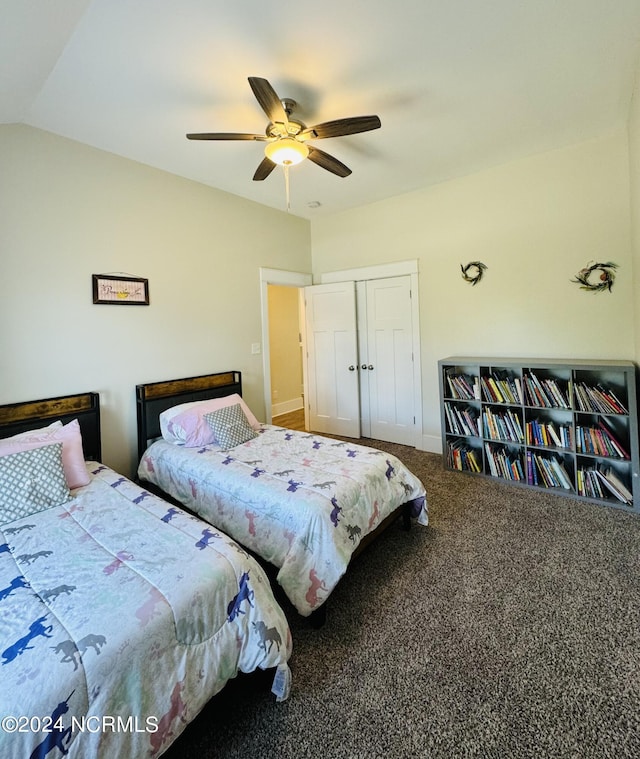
left=92, top=274, right=149, bottom=305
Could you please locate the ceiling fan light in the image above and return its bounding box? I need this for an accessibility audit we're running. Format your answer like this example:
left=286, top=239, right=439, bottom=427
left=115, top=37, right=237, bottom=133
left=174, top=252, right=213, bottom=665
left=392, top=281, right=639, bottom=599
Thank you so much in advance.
left=265, top=137, right=309, bottom=166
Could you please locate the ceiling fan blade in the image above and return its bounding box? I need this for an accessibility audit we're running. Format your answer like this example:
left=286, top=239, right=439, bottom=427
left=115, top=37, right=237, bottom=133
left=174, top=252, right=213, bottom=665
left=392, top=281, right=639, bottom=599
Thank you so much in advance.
left=307, top=146, right=352, bottom=177
left=253, top=156, right=277, bottom=181
left=248, top=77, right=288, bottom=126
left=186, top=132, right=267, bottom=141
left=304, top=115, right=381, bottom=140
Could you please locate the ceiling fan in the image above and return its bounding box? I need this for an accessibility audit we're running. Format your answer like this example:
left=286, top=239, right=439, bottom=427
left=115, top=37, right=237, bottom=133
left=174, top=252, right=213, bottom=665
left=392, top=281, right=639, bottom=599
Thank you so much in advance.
left=186, top=77, right=381, bottom=181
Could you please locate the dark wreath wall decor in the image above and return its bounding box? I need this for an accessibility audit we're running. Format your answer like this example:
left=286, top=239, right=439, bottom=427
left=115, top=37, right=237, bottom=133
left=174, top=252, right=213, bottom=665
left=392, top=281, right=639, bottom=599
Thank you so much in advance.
left=571, top=261, right=618, bottom=293
left=460, top=261, right=488, bottom=286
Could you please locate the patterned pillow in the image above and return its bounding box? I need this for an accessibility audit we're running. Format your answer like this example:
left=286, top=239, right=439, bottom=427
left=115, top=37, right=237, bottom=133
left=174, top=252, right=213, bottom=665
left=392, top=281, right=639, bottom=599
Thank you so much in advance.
left=0, top=418, right=89, bottom=488
left=0, top=442, right=71, bottom=526
left=204, top=404, right=258, bottom=451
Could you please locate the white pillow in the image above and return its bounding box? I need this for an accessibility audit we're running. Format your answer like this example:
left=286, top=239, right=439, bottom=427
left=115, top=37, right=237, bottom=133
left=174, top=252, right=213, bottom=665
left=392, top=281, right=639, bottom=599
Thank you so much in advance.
left=160, top=394, right=260, bottom=447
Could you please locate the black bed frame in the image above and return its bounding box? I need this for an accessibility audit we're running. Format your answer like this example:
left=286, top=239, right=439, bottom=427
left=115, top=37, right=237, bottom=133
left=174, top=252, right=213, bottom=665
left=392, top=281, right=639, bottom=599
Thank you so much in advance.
left=136, top=370, right=242, bottom=462
left=0, top=391, right=101, bottom=461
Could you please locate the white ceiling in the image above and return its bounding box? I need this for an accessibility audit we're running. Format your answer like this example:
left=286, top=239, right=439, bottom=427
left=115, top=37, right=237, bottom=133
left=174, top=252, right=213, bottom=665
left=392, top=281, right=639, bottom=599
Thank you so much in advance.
left=3, top=0, right=640, bottom=219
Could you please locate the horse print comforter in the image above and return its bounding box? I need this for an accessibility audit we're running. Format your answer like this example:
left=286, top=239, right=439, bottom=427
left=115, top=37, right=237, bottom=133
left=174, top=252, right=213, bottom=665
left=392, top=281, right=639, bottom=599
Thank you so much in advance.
left=138, top=426, right=428, bottom=617
left=0, top=464, right=292, bottom=759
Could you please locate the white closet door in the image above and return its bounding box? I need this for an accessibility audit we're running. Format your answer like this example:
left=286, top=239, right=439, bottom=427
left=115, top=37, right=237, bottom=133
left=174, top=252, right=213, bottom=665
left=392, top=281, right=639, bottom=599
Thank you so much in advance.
left=304, top=282, right=360, bottom=438
left=364, top=276, right=415, bottom=445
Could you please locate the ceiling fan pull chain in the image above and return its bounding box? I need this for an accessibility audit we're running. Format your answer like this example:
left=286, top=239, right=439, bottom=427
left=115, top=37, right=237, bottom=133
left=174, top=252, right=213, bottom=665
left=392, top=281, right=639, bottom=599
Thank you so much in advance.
left=284, top=164, right=291, bottom=212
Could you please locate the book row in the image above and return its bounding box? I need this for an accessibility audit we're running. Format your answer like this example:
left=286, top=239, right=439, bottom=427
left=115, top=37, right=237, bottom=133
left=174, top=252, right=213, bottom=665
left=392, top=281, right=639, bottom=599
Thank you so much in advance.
left=573, top=382, right=628, bottom=415
left=445, top=372, right=628, bottom=414
left=526, top=450, right=572, bottom=490
left=444, top=403, right=480, bottom=437
left=485, top=443, right=525, bottom=481
left=446, top=407, right=628, bottom=462
left=483, top=407, right=524, bottom=443
left=480, top=373, right=522, bottom=404
left=446, top=440, right=481, bottom=472
left=575, top=422, right=630, bottom=460
left=525, top=419, right=572, bottom=449
left=445, top=373, right=479, bottom=401
left=445, top=441, right=633, bottom=505
left=522, top=373, right=570, bottom=409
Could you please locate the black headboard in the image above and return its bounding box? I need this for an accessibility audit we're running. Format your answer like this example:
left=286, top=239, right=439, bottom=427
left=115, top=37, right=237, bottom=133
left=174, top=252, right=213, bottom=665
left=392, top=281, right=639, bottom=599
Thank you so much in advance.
left=136, top=371, right=242, bottom=462
left=0, top=392, right=101, bottom=462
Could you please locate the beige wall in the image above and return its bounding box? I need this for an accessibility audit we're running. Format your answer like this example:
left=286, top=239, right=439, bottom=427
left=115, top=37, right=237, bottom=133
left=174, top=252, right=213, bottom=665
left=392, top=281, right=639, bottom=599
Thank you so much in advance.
left=0, top=125, right=311, bottom=476
left=2, top=120, right=637, bottom=466
left=267, top=284, right=303, bottom=412
left=630, top=59, right=640, bottom=370
left=311, top=132, right=634, bottom=449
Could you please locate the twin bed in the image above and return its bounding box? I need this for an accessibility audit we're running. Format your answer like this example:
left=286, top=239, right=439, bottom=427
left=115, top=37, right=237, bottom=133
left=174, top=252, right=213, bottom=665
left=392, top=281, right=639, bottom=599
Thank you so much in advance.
left=0, top=372, right=427, bottom=757
left=135, top=371, right=428, bottom=623
left=0, top=392, right=291, bottom=759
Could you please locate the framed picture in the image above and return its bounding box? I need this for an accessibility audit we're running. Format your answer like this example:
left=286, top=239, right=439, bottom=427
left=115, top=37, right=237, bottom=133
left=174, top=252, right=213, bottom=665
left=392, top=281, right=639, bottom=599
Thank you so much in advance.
left=92, top=274, right=149, bottom=305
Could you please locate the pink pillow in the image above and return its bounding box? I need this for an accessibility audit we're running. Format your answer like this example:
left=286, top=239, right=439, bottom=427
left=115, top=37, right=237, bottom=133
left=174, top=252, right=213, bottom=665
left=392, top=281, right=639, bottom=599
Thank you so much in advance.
left=0, top=418, right=89, bottom=488
left=160, top=394, right=261, bottom=447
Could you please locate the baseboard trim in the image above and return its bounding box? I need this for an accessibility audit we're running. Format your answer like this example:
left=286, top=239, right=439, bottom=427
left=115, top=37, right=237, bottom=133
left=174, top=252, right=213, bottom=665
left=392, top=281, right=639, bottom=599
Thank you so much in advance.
left=419, top=433, right=443, bottom=454
left=272, top=397, right=304, bottom=417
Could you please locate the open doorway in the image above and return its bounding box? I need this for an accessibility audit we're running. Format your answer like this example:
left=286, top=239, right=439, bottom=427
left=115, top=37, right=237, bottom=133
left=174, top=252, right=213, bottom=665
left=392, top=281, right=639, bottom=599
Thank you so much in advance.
left=267, top=283, right=305, bottom=426
left=259, top=268, right=312, bottom=425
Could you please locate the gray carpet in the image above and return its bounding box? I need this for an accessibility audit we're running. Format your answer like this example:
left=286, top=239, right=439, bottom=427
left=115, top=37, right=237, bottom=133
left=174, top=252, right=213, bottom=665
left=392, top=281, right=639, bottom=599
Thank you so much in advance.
left=162, top=441, right=640, bottom=759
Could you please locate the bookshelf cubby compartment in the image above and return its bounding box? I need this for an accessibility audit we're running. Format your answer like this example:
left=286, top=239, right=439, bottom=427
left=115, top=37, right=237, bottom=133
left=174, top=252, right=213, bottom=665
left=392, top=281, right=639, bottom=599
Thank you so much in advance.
left=523, top=367, right=571, bottom=409
left=444, top=401, right=480, bottom=438
left=439, top=357, right=639, bottom=513
left=480, top=366, right=523, bottom=405
left=485, top=442, right=525, bottom=481
left=525, top=408, right=573, bottom=450
left=576, top=458, right=633, bottom=506
left=446, top=437, right=483, bottom=473
left=527, top=450, right=574, bottom=491
left=483, top=405, right=524, bottom=444
left=443, top=364, right=480, bottom=401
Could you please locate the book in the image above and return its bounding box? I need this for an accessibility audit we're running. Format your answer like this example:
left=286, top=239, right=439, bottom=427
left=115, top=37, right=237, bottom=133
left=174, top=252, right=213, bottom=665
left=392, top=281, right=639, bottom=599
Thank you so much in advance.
left=593, top=469, right=630, bottom=504
left=603, top=468, right=633, bottom=503
left=597, top=421, right=630, bottom=459
left=549, top=456, right=573, bottom=489
left=546, top=422, right=562, bottom=447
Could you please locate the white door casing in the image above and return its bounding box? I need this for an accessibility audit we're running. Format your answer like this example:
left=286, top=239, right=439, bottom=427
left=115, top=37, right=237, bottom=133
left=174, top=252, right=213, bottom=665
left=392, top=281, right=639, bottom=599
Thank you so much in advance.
left=260, top=268, right=312, bottom=424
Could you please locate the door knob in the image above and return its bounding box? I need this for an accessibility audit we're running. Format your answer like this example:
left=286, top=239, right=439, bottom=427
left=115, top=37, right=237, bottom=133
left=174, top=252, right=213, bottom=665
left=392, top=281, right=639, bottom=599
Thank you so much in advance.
left=361, top=364, right=368, bottom=370
left=368, top=365, right=374, bottom=370
left=348, top=365, right=355, bottom=371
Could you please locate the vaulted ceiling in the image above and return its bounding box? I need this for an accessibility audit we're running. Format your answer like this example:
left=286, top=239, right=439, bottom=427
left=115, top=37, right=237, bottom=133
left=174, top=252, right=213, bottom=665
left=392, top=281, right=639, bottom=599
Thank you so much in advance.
left=3, top=0, right=640, bottom=218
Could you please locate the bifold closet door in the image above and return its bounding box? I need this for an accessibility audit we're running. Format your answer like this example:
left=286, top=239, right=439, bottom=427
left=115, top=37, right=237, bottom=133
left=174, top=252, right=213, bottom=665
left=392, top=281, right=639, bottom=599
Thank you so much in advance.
left=359, top=276, right=415, bottom=446
left=304, top=281, right=360, bottom=438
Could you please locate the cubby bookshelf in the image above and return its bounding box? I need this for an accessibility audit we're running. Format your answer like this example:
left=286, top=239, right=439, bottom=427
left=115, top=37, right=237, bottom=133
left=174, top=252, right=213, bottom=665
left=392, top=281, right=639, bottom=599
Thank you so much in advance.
left=438, top=357, right=639, bottom=513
